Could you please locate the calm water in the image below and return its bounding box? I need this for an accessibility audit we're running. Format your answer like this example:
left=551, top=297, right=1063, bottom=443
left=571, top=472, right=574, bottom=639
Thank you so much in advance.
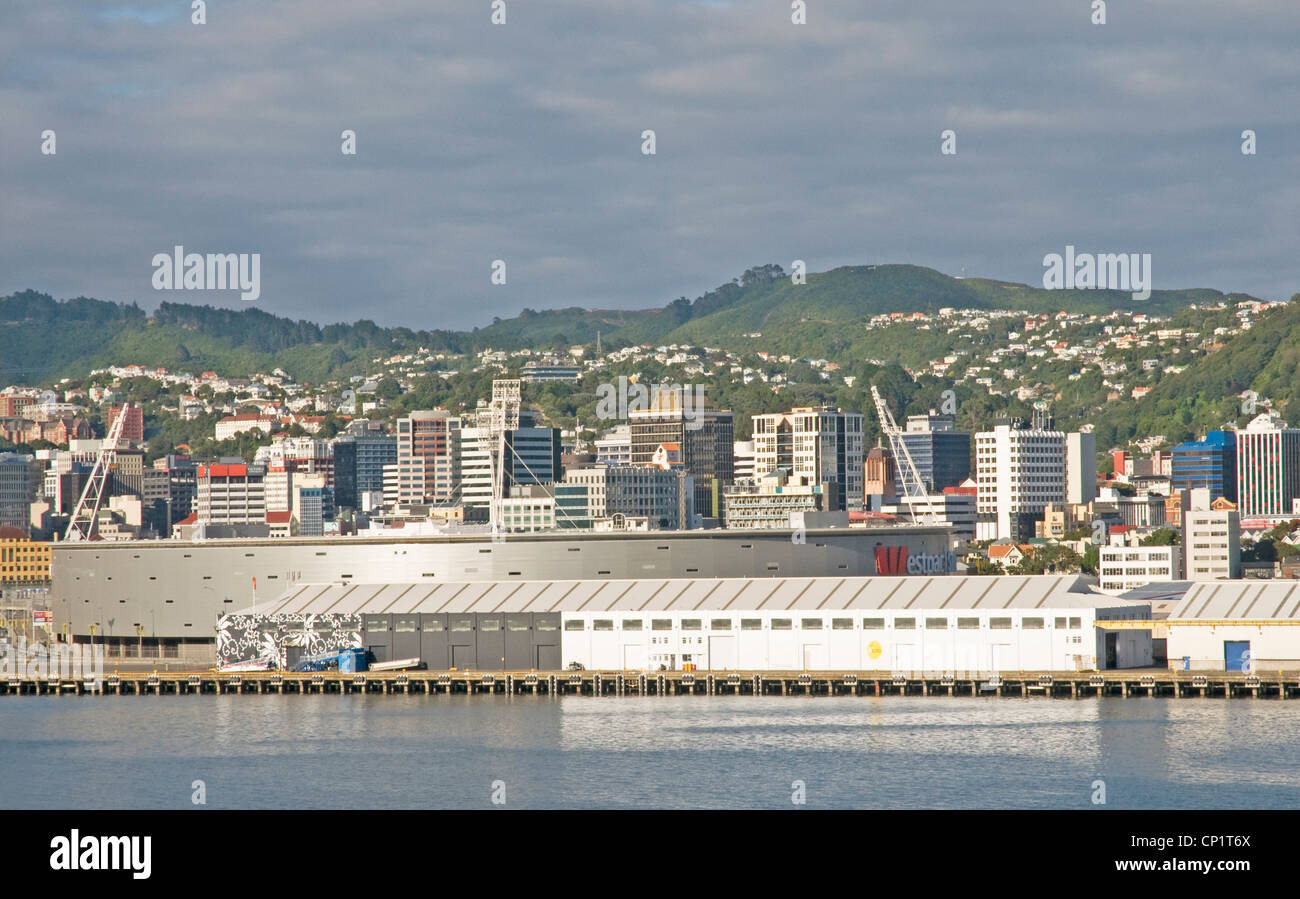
left=2, top=695, right=1299, bottom=809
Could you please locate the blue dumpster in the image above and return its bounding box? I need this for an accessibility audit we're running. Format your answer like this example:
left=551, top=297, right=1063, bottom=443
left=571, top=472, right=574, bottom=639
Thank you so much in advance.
left=1182, top=656, right=1190, bottom=671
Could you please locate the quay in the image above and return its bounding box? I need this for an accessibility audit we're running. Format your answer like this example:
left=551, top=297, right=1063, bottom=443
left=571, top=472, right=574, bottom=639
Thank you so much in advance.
left=3, top=669, right=1300, bottom=699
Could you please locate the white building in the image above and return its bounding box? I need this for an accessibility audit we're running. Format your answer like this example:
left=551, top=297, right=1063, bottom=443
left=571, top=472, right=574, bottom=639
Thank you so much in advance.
left=214, top=414, right=278, bottom=441
left=975, top=420, right=1067, bottom=541
left=1165, top=581, right=1300, bottom=670
left=563, top=465, right=694, bottom=529
left=1098, top=544, right=1181, bottom=594
left=196, top=463, right=266, bottom=525
left=1180, top=495, right=1241, bottom=581
left=751, top=406, right=864, bottom=510
left=733, top=440, right=756, bottom=481
left=594, top=425, right=632, bottom=467
left=1065, top=431, right=1098, bottom=505
left=1235, top=413, right=1300, bottom=517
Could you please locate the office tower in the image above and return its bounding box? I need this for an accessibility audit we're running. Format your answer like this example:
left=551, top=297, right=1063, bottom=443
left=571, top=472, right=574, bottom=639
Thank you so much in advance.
left=333, top=434, right=397, bottom=510
left=1235, top=413, right=1300, bottom=517
left=1065, top=431, right=1098, bottom=505
left=752, top=406, right=864, bottom=510
left=629, top=387, right=733, bottom=519
left=1171, top=430, right=1237, bottom=502
left=975, top=418, right=1067, bottom=541
left=897, top=412, right=971, bottom=494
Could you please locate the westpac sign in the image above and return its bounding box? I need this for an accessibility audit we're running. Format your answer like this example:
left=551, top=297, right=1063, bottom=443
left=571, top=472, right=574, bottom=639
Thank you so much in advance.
left=874, top=546, right=957, bottom=576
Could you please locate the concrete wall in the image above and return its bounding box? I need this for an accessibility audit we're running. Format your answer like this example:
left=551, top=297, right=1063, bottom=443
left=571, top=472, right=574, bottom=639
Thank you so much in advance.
left=50, top=528, right=954, bottom=640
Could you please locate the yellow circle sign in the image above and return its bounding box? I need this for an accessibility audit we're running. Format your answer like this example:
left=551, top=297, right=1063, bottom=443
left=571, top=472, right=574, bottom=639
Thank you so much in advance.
left=867, top=641, right=883, bottom=660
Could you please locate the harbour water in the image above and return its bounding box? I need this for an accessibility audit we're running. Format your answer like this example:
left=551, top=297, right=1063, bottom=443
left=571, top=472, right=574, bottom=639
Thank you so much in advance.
left=3, top=696, right=1299, bottom=809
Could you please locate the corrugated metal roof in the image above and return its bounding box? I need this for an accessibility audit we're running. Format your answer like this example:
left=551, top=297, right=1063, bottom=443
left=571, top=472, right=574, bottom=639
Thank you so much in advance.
left=230, top=574, right=1124, bottom=617
left=1169, top=581, right=1300, bottom=620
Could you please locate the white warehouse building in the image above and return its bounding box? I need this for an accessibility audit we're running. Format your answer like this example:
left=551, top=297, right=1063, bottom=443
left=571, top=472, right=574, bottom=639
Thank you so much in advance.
left=1164, top=581, right=1300, bottom=671
left=223, top=574, right=1151, bottom=673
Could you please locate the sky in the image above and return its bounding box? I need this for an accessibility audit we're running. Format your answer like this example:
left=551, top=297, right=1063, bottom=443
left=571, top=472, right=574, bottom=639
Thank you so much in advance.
left=2, top=0, right=1297, bottom=330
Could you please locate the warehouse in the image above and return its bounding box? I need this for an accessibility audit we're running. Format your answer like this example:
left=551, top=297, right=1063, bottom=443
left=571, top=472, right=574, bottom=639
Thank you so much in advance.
left=219, top=574, right=1151, bottom=672
left=1163, top=581, right=1300, bottom=671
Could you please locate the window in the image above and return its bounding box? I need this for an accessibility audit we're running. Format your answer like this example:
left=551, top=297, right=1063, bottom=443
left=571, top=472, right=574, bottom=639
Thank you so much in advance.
left=832, top=618, right=853, bottom=630
left=862, top=617, right=885, bottom=629
left=652, top=619, right=673, bottom=631
left=801, top=618, right=823, bottom=630
left=925, top=618, right=948, bottom=629
left=564, top=620, right=586, bottom=631
left=681, top=619, right=701, bottom=631
left=711, top=619, right=732, bottom=631
left=957, top=618, right=979, bottom=630
left=593, top=619, right=614, bottom=631
left=771, top=618, right=792, bottom=630
left=895, top=618, right=916, bottom=630
left=1069, top=617, right=1081, bottom=629
left=741, top=619, right=762, bottom=630
left=1022, top=617, right=1045, bottom=629
left=623, top=619, right=642, bottom=631
left=1054, top=617, right=1067, bottom=629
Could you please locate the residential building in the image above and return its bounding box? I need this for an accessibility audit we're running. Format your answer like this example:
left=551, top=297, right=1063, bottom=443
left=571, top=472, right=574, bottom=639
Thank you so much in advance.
left=109, top=404, right=145, bottom=445
left=732, top=440, right=756, bottom=481
left=214, top=414, right=279, bottom=441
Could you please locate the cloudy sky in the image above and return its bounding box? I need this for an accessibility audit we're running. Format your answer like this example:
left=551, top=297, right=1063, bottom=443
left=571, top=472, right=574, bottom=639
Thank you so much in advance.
left=3, top=0, right=1297, bottom=329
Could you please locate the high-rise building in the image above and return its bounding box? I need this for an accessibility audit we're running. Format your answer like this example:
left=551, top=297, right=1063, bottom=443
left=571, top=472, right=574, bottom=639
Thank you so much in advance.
left=629, top=388, right=733, bottom=519
left=863, top=444, right=898, bottom=512
left=975, top=419, right=1067, bottom=541
left=460, top=412, right=561, bottom=510
left=332, top=434, right=397, bottom=510
left=1065, top=432, right=1098, bottom=505
left=752, top=406, right=863, bottom=510
left=394, top=410, right=461, bottom=504
left=1171, top=430, right=1237, bottom=502
left=897, top=413, right=970, bottom=495
left=0, top=453, right=41, bottom=531
left=196, top=463, right=267, bottom=526
left=1235, top=413, right=1300, bottom=517
left=109, top=404, right=145, bottom=446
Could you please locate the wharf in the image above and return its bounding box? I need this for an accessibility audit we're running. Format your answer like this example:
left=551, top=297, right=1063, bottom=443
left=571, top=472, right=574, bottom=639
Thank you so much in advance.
left=3, top=669, right=1299, bottom=698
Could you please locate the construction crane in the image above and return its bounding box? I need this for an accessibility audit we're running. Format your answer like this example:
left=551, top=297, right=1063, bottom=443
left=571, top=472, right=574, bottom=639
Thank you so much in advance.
left=869, top=386, right=935, bottom=524
left=65, top=403, right=131, bottom=542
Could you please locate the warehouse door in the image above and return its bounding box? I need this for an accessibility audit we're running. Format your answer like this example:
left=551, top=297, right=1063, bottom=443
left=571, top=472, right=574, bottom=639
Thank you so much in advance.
left=535, top=643, right=560, bottom=670
left=1225, top=641, right=1251, bottom=672
left=504, top=616, right=533, bottom=670
left=623, top=644, right=645, bottom=670
left=990, top=643, right=1013, bottom=673
left=893, top=644, right=916, bottom=674
left=1104, top=633, right=1118, bottom=669
left=801, top=644, right=827, bottom=671
left=451, top=644, right=475, bottom=670
left=708, top=636, right=735, bottom=671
